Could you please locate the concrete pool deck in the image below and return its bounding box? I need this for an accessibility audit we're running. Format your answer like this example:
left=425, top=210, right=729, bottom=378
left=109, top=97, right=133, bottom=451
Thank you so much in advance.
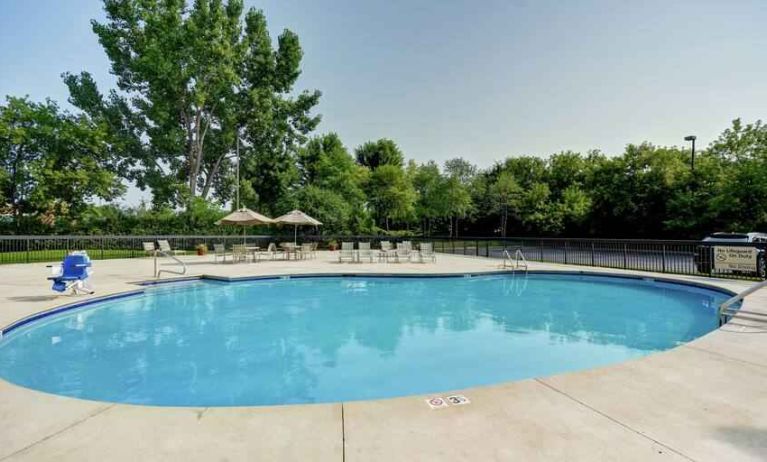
left=0, top=252, right=765, bottom=461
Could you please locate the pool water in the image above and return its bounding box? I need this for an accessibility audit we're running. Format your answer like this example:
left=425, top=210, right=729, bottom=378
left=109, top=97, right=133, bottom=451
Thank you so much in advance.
left=0, top=274, right=728, bottom=406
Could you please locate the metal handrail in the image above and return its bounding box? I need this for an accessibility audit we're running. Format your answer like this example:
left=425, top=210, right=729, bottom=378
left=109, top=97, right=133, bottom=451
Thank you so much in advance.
left=718, top=279, right=767, bottom=325
left=155, top=250, right=188, bottom=278
left=503, top=248, right=528, bottom=270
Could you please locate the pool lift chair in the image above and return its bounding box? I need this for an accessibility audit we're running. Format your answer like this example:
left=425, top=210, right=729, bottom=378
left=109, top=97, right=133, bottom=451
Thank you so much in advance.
left=48, top=251, right=95, bottom=295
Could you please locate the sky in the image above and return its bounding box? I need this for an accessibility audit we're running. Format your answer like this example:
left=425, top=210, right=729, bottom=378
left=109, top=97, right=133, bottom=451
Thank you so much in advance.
left=2, top=0, right=766, bottom=204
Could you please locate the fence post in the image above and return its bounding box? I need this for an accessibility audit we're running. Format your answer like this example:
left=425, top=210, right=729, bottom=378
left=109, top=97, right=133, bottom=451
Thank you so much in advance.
left=475, top=240, right=479, bottom=257
left=100, top=237, right=105, bottom=260
left=564, top=241, right=569, bottom=265
left=661, top=244, right=666, bottom=273
left=485, top=240, right=489, bottom=258
left=623, top=244, right=628, bottom=269
left=591, top=242, right=595, bottom=266
left=539, top=241, right=543, bottom=261
left=25, top=238, right=30, bottom=263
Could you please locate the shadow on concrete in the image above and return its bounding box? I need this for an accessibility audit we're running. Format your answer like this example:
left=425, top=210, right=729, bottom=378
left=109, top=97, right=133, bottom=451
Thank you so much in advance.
left=714, top=426, right=767, bottom=459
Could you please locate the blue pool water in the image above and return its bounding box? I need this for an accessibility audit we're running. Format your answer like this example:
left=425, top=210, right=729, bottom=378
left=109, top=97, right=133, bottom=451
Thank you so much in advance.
left=0, top=274, right=728, bottom=406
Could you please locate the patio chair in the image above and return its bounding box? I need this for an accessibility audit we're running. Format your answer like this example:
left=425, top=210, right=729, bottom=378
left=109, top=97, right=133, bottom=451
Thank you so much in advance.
left=310, top=242, right=318, bottom=259
left=232, top=244, right=248, bottom=263
left=415, top=242, right=436, bottom=263
left=358, top=242, right=374, bottom=263
left=47, top=252, right=94, bottom=295
left=157, top=240, right=187, bottom=256
left=300, top=243, right=313, bottom=260
left=339, top=242, right=356, bottom=263
left=142, top=242, right=156, bottom=257
left=379, top=241, right=394, bottom=262
left=213, top=243, right=229, bottom=263
left=394, top=242, right=411, bottom=263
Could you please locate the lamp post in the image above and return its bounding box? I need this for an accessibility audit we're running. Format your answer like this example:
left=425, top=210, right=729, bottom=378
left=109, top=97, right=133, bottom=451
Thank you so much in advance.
left=684, top=135, right=696, bottom=171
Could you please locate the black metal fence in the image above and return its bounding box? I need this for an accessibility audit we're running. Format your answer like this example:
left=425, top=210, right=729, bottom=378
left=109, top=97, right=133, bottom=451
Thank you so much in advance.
left=432, top=237, right=765, bottom=281
left=0, top=235, right=763, bottom=281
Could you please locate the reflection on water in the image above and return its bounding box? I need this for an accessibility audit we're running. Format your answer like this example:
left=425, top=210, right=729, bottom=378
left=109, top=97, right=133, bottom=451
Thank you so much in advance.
left=0, top=275, right=726, bottom=406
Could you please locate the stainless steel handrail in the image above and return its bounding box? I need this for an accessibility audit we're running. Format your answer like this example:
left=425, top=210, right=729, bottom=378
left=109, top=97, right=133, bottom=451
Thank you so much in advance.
left=503, top=248, right=528, bottom=270
left=718, top=279, right=767, bottom=325
left=155, top=250, right=188, bottom=278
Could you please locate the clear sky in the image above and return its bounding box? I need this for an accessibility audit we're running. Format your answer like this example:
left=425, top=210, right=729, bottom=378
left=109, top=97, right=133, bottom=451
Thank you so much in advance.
left=2, top=0, right=766, bottom=200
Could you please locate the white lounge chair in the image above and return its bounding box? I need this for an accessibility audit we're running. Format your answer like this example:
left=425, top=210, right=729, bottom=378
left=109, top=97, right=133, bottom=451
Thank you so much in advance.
left=379, top=241, right=394, bottom=262
left=415, top=242, right=436, bottom=263
left=393, top=242, right=411, bottom=263
left=339, top=242, right=356, bottom=263
left=157, top=240, right=186, bottom=256
left=358, top=242, right=374, bottom=263
left=258, top=243, right=284, bottom=261
left=143, top=242, right=156, bottom=257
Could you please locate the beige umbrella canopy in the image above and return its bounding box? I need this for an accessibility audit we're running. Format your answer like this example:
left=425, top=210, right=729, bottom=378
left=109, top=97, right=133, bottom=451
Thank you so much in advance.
left=217, top=208, right=273, bottom=242
left=273, top=210, right=322, bottom=244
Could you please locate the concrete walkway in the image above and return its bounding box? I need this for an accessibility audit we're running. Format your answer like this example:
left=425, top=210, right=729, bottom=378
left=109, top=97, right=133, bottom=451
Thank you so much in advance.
left=0, top=252, right=765, bottom=461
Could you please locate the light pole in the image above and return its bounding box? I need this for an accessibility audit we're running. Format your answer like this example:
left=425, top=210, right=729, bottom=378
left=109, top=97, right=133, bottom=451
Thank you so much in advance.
left=684, top=135, right=696, bottom=171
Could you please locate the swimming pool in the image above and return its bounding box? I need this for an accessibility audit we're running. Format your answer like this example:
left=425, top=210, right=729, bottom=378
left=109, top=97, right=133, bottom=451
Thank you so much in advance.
left=0, top=273, right=730, bottom=406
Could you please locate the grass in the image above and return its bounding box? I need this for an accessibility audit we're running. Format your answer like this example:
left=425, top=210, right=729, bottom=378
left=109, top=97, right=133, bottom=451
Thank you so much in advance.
left=0, top=249, right=143, bottom=265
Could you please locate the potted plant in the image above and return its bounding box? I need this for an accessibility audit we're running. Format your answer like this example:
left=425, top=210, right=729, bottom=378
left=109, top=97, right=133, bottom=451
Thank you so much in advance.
left=195, top=243, right=208, bottom=256
left=327, top=240, right=338, bottom=251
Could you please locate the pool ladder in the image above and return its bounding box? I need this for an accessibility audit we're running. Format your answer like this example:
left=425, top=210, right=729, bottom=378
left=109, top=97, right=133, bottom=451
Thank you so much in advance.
left=718, top=278, right=767, bottom=326
left=502, top=248, right=528, bottom=271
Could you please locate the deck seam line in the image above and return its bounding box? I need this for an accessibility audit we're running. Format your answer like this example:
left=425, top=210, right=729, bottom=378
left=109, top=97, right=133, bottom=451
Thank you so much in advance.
left=341, top=403, right=346, bottom=462
left=682, top=344, right=767, bottom=370
left=534, top=379, right=697, bottom=462
left=0, top=404, right=116, bottom=461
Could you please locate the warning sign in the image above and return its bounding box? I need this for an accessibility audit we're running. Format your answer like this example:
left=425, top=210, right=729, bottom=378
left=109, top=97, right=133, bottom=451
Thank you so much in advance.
left=713, top=246, right=758, bottom=272
left=425, top=397, right=449, bottom=409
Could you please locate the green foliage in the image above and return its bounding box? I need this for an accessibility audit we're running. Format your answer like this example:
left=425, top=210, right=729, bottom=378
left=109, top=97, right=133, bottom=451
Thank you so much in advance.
left=0, top=96, right=124, bottom=232
left=355, top=139, right=404, bottom=169
left=65, top=0, right=320, bottom=209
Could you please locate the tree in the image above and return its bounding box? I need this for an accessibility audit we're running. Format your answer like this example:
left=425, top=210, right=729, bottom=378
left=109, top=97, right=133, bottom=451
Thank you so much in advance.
left=0, top=97, right=124, bottom=231
left=412, top=162, right=443, bottom=235
left=367, top=164, right=415, bottom=231
left=65, top=0, right=320, bottom=208
left=355, top=139, right=404, bottom=170
left=489, top=171, right=521, bottom=237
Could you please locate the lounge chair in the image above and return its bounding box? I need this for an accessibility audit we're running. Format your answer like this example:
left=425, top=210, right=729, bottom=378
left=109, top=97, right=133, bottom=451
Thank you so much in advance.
left=393, top=242, right=411, bottom=263
left=338, top=242, right=356, bottom=263
left=358, top=242, right=374, bottom=263
left=258, top=243, right=284, bottom=261
left=379, top=241, right=394, bottom=262
left=47, top=252, right=94, bottom=294
left=414, top=242, right=436, bottom=263
left=142, top=242, right=156, bottom=257
left=213, top=243, right=229, bottom=263
left=157, top=240, right=186, bottom=256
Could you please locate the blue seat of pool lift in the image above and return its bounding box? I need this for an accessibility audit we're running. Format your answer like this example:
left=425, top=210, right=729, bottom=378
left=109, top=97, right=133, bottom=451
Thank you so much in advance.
left=47, top=252, right=95, bottom=294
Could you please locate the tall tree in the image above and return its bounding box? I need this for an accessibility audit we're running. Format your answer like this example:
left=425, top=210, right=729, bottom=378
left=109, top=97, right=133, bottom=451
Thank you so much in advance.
left=65, top=0, right=320, bottom=208
left=489, top=171, right=521, bottom=237
left=0, top=97, right=124, bottom=231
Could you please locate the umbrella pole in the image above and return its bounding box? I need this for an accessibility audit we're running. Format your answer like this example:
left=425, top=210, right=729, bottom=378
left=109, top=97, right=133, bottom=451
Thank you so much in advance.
left=243, top=226, right=246, bottom=244
left=294, top=225, right=297, bottom=245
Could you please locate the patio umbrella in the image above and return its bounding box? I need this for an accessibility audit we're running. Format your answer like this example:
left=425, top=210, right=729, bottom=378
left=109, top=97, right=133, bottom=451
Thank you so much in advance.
left=273, top=210, right=322, bottom=244
left=216, top=208, right=273, bottom=243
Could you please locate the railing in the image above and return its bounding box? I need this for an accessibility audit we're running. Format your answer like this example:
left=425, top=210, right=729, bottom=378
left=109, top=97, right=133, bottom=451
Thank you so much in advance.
left=431, top=237, right=766, bottom=281
left=0, top=234, right=764, bottom=281
left=718, top=279, right=767, bottom=325
left=154, top=250, right=188, bottom=279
